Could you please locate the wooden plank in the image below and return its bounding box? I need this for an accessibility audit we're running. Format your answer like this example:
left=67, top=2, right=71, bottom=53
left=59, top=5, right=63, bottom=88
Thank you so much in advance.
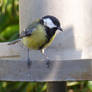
left=0, top=59, right=91, bottom=81
left=1, top=42, right=92, bottom=62
left=0, top=42, right=22, bottom=58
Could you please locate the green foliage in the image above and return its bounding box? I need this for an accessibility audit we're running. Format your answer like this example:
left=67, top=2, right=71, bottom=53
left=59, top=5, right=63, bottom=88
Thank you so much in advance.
left=67, top=81, right=91, bottom=92
left=88, top=81, right=92, bottom=91
left=0, top=82, right=46, bottom=92
left=0, top=0, right=19, bottom=42
left=0, top=25, right=19, bottom=41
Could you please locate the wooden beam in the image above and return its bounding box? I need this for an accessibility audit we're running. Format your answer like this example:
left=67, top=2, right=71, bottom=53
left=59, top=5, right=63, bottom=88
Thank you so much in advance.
left=47, top=82, right=66, bottom=92
left=0, top=59, right=91, bottom=81
left=0, top=42, right=92, bottom=81
left=0, top=42, right=84, bottom=61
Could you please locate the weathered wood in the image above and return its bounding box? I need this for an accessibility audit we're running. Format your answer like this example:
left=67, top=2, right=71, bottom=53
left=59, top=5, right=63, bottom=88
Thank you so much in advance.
left=19, top=0, right=92, bottom=60
left=47, top=82, right=66, bottom=92
left=0, top=59, right=91, bottom=81
left=0, top=42, right=84, bottom=61
left=0, top=42, right=22, bottom=58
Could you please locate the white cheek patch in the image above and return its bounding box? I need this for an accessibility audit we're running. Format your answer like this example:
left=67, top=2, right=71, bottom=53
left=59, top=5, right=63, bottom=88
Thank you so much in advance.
left=43, top=18, right=56, bottom=28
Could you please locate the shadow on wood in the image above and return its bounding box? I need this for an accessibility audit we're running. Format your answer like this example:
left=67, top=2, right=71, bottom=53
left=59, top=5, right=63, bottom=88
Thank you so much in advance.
left=0, top=59, right=91, bottom=81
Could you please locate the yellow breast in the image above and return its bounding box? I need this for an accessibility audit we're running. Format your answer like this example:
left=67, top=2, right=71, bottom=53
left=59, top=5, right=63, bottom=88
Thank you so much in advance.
left=22, top=23, right=57, bottom=50
left=22, top=24, right=47, bottom=50
left=43, top=33, right=56, bottom=48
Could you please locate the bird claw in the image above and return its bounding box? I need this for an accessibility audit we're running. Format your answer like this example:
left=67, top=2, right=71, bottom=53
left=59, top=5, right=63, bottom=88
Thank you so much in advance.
left=27, top=58, right=32, bottom=68
left=46, top=59, right=50, bottom=68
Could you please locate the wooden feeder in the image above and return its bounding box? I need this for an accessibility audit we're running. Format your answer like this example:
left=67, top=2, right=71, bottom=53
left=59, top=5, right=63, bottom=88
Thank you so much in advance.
left=0, top=0, right=92, bottom=92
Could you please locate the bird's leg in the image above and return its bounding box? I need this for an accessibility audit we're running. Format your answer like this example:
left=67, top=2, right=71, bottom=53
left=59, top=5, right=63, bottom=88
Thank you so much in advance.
left=41, top=49, right=50, bottom=68
left=27, top=48, right=32, bottom=67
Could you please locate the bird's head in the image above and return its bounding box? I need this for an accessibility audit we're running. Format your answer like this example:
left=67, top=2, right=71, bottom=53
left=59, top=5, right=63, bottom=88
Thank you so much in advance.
left=40, top=15, right=63, bottom=32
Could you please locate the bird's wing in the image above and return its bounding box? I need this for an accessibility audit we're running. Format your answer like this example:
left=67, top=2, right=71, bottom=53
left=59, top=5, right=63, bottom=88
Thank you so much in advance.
left=20, top=27, right=35, bottom=38
left=20, top=19, right=40, bottom=38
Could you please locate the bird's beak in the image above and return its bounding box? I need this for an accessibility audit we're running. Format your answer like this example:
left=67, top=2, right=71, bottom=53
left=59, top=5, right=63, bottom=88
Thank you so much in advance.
left=58, top=27, right=64, bottom=32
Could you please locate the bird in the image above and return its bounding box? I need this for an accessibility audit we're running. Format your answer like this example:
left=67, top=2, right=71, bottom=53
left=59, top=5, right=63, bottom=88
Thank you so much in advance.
left=8, top=15, right=63, bottom=68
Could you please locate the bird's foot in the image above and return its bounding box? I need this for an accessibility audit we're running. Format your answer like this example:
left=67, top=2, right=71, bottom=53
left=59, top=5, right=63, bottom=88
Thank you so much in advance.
left=45, top=59, right=50, bottom=68
left=27, top=58, right=32, bottom=68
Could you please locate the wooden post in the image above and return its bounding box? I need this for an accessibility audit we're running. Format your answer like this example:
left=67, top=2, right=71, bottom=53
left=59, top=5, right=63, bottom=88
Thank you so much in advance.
left=47, top=82, right=66, bottom=92
left=19, top=0, right=92, bottom=92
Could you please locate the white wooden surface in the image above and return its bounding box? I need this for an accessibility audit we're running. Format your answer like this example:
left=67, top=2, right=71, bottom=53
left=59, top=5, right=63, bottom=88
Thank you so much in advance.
left=19, top=0, right=92, bottom=60
left=0, top=42, right=91, bottom=81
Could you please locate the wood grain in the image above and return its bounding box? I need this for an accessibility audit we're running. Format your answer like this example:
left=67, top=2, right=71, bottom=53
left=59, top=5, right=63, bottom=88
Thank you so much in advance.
left=0, top=59, right=91, bottom=81
left=0, top=42, right=91, bottom=81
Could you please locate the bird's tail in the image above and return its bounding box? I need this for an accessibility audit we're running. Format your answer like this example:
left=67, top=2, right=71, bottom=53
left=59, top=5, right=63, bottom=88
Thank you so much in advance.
left=8, top=38, right=21, bottom=45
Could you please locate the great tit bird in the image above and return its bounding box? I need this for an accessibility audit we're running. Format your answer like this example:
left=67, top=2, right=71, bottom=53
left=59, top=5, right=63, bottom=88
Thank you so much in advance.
left=8, top=15, right=63, bottom=67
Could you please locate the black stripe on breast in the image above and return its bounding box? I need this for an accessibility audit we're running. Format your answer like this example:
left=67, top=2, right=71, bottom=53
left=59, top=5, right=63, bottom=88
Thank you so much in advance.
left=39, top=27, right=57, bottom=50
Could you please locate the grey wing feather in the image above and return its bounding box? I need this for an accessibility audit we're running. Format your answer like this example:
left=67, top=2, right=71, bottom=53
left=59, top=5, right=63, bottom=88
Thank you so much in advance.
left=20, top=28, right=34, bottom=38
left=19, top=23, right=38, bottom=38
left=8, top=38, right=21, bottom=45
left=8, top=20, right=39, bottom=45
left=7, top=28, right=33, bottom=45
